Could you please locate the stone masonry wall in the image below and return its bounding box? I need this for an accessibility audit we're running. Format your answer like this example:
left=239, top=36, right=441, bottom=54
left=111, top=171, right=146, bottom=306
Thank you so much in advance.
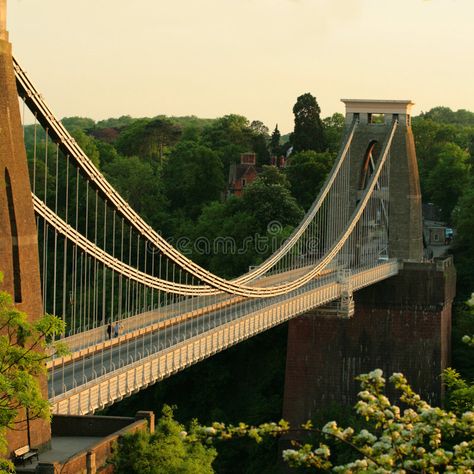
left=0, top=36, right=51, bottom=452
left=282, top=260, right=456, bottom=427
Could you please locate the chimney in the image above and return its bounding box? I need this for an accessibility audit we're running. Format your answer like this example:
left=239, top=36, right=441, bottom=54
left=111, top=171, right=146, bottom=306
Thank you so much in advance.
left=240, top=153, right=256, bottom=165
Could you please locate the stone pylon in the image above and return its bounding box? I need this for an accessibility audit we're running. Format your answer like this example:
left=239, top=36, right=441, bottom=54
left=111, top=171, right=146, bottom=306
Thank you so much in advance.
left=342, top=99, right=423, bottom=262
left=282, top=100, right=454, bottom=429
left=0, top=0, right=52, bottom=453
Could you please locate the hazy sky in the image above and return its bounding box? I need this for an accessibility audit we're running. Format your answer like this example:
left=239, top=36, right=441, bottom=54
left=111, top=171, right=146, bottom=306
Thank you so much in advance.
left=7, top=0, right=474, bottom=132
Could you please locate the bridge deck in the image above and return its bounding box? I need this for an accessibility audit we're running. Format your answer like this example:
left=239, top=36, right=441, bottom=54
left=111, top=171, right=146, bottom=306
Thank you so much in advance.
left=49, top=261, right=398, bottom=415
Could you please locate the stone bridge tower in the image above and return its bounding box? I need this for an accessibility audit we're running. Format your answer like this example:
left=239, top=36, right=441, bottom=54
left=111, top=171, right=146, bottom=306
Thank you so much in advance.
left=282, top=99, right=455, bottom=428
left=0, top=0, right=52, bottom=453
left=342, top=99, right=423, bottom=261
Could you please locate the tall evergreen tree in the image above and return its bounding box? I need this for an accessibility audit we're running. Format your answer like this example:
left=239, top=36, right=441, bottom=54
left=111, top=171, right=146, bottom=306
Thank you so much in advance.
left=270, top=124, right=281, bottom=156
left=290, top=93, right=326, bottom=153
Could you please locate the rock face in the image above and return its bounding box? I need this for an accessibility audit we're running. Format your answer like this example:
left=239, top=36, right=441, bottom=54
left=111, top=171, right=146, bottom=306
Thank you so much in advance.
left=0, top=22, right=51, bottom=452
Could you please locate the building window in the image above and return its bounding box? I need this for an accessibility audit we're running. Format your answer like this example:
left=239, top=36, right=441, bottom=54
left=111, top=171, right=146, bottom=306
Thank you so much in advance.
left=242, top=179, right=246, bottom=187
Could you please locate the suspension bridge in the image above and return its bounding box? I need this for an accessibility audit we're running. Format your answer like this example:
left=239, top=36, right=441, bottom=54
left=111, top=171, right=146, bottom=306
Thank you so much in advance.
left=1, top=9, right=426, bottom=420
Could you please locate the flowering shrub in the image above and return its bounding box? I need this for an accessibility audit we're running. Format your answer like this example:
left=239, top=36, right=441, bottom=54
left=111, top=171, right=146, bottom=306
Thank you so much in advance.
left=462, top=334, right=474, bottom=347
left=189, top=370, right=474, bottom=473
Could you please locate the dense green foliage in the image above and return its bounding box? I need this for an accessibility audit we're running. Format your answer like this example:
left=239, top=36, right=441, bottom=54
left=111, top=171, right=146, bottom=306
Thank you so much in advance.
left=425, top=142, right=470, bottom=221
left=285, top=150, right=335, bottom=210
left=0, top=273, right=66, bottom=473
left=443, top=366, right=474, bottom=416
left=111, top=405, right=216, bottom=474
left=290, top=93, right=326, bottom=153
left=163, top=141, right=224, bottom=219
left=29, top=104, right=342, bottom=281
left=323, top=113, right=346, bottom=155
left=270, top=124, right=282, bottom=156
left=412, top=111, right=474, bottom=225
left=183, top=167, right=302, bottom=278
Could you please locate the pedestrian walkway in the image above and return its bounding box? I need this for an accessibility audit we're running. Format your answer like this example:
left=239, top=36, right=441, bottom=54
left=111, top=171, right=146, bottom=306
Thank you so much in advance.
left=15, top=436, right=102, bottom=472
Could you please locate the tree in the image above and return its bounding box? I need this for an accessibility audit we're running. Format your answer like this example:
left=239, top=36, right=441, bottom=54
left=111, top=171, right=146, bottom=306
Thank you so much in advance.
left=443, top=367, right=474, bottom=416
left=452, top=188, right=474, bottom=296
left=256, top=165, right=291, bottom=188
left=116, top=118, right=182, bottom=163
left=241, top=169, right=304, bottom=232
left=0, top=273, right=66, bottom=471
left=111, top=405, right=216, bottom=474
left=202, top=115, right=259, bottom=174
left=323, top=113, right=345, bottom=155
left=95, top=140, right=120, bottom=168
left=71, top=129, right=100, bottom=167
left=270, top=125, right=281, bottom=157
left=96, top=115, right=136, bottom=129
left=250, top=120, right=269, bottom=137
left=425, top=142, right=470, bottom=221
left=144, top=118, right=182, bottom=163
left=193, top=369, right=474, bottom=473
left=103, top=155, right=168, bottom=231
left=181, top=167, right=300, bottom=278
left=420, top=106, right=474, bottom=127
left=61, top=116, right=95, bottom=132
left=184, top=199, right=259, bottom=278
left=285, top=150, right=334, bottom=210
left=290, top=93, right=326, bottom=153
left=202, top=115, right=253, bottom=151
left=162, top=141, right=224, bottom=219
left=411, top=112, right=474, bottom=194
left=250, top=127, right=271, bottom=166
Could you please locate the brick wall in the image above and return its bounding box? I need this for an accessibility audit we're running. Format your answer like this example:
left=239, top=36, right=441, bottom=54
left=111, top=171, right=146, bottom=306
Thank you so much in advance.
left=52, top=415, right=139, bottom=438
left=37, top=412, right=153, bottom=473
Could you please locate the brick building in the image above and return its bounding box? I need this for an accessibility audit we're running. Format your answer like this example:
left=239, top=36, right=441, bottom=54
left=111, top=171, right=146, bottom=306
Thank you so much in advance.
left=228, top=153, right=259, bottom=197
left=228, top=153, right=287, bottom=197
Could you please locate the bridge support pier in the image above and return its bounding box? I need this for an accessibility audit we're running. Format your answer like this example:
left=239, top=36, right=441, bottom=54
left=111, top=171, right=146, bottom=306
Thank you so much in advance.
left=0, top=6, right=51, bottom=454
left=282, top=259, right=456, bottom=427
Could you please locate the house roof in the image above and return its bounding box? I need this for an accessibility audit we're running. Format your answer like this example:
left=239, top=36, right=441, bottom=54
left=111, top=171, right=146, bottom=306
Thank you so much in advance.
left=228, top=163, right=259, bottom=183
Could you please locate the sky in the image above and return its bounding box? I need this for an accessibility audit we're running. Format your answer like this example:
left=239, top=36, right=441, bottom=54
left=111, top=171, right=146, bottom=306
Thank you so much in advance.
left=7, top=0, right=474, bottom=133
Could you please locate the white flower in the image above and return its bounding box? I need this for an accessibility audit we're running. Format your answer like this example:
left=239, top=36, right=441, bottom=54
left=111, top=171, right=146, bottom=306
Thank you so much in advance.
left=466, top=293, right=474, bottom=307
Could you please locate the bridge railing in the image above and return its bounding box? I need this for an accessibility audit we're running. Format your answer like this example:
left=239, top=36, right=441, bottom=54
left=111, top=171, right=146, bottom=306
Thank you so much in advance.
left=49, top=261, right=399, bottom=415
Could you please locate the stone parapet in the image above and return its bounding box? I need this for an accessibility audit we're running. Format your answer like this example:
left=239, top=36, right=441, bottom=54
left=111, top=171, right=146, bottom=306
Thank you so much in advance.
left=18, top=412, right=151, bottom=474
